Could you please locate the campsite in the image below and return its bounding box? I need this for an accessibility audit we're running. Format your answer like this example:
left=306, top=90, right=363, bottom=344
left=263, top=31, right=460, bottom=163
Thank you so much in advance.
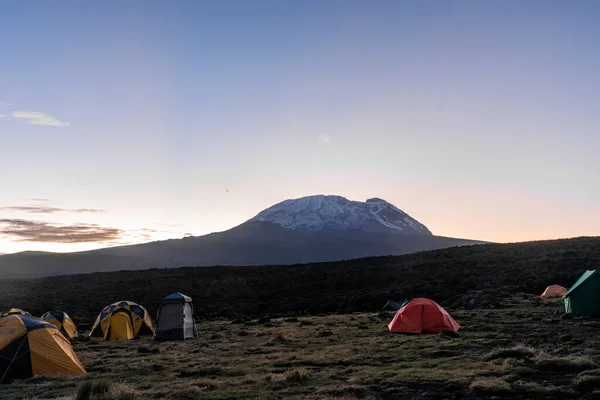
left=2, top=237, right=600, bottom=399
left=3, top=1, right=600, bottom=398
left=2, top=294, right=600, bottom=399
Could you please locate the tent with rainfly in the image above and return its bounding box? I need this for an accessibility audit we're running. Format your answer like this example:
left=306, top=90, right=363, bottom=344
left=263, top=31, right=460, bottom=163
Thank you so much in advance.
left=388, top=298, right=460, bottom=334
left=564, top=270, right=600, bottom=316
left=41, top=311, right=78, bottom=339
left=89, top=301, right=154, bottom=341
left=154, top=292, right=198, bottom=340
left=0, top=313, right=86, bottom=383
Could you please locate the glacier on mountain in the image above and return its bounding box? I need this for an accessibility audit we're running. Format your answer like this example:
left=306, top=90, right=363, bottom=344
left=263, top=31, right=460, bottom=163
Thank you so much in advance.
left=248, top=195, right=432, bottom=235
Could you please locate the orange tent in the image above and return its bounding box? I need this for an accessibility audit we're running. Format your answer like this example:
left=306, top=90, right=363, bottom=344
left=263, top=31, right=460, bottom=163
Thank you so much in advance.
left=388, top=298, right=460, bottom=334
left=540, top=285, right=567, bottom=298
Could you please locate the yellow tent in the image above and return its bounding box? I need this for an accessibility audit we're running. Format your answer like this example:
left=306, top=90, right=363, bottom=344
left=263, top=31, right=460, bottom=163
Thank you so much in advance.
left=89, top=301, right=153, bottom=341
left=0, top=314, right=86, bottom=383
left=41, top=311, right=78, bottom=339
left=540, top=285, right=568, bottom=298
left=1, top=308, right=32, bottom=317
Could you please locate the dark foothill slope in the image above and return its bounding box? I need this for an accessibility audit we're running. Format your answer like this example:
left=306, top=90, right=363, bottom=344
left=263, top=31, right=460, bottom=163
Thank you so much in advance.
left=1, top=237, right=598, bottom=323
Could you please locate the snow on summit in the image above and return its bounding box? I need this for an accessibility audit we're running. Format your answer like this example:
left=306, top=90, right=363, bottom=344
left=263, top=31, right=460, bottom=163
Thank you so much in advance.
left=249, top=195, right=432, bottom=235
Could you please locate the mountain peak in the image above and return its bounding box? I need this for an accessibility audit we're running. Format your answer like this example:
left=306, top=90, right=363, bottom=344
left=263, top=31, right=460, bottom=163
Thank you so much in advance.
left=248, top=195, right=432, bottom=235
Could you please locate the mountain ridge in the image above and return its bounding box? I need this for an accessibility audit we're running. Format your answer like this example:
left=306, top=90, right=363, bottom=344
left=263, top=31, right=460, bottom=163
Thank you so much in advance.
left=0, top=194, right=484, bottom=279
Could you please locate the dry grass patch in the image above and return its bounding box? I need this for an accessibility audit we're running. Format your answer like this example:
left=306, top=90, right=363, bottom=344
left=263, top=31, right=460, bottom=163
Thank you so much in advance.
left=266, top=333, right=290, bottom=346
left=75, top=380, right=137, bottom=400
left=317, top=384, right=366, bottom=397
left=533, top=354, right=597, bottom=373
left=176, top=365, right=223, bottom=378
left=509, top=380, right=574, bottom=397
left=136, top=345, right=160, bottom=354
left=484, top=344, right=538, bottom=361
left=575, top=372, right=600, bottom=392
left=484, top=344, right=597, bottom=376
left=469, top=377, right=512, bottom=396
left=285, top=368, right=312, bottom=383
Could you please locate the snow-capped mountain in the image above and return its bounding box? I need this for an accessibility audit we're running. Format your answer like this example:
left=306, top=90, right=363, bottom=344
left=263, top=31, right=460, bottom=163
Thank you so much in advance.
left=249, top=195, right=432, bottom=235
left=0, top=195, right=484, bottom=279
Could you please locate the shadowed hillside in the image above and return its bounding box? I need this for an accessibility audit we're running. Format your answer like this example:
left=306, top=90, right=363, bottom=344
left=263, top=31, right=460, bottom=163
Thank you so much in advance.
left=0, top=222, right=482, bottom=279
left=0, top=237, right=598, bottom=323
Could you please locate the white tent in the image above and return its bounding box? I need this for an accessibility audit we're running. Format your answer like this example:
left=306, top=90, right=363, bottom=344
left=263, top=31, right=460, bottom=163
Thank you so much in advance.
left=154, top=292, right=197, bottom=340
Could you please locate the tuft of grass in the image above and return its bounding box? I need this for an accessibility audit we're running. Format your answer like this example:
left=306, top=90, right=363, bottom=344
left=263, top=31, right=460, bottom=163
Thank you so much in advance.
left=319, top=396, right=360, bottom=400
left=76, top=380, right=135, bottom=400
left=575, top=373, right=600, bottom=392
left=552, top=346, right=573, bottom=356
left=317, top=330, right=333, bottom=337
left=177, top=366, right=223, bottom=378
left=285, top=368, right=311, bottom=383
left=484, top=344, right=538, bottom=361
left=136, top=346, right=160, bottom=354
left=266, top=334, right=289, bottom=346
left=195, top=378, right=219, bottom=390
left=91, top=380, right=111, bottom=395
left=76, top=381, right=94, bottom=400
left=534, top=355, right=597, bottom=373
left=318, top=384, right=365, bottom=397
left=510, top=381, right=574, bottom=397
left=469, top=378, right=513, bottom=396
left=106, top=382, right=136, bottom=400
left=151, top=363, right=165, bottom=372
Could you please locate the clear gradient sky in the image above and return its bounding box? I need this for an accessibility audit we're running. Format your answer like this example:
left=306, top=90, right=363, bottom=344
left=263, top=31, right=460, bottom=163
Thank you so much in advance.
left=1, top=1, right=599, bottom=253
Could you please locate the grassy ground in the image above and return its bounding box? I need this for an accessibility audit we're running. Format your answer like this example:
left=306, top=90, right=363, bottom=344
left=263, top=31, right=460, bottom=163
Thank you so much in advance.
left=3, top=294, right=600, bottom=399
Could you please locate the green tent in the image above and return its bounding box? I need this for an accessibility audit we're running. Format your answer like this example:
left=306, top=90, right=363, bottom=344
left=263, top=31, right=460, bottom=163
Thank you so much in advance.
left=564, top=270, right=600, bottom=316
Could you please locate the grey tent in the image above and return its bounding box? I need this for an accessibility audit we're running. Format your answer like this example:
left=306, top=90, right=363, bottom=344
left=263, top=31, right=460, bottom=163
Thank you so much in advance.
left=382, top=299, right=411, bottom=311
left=154, top=292, right=198, bottom=340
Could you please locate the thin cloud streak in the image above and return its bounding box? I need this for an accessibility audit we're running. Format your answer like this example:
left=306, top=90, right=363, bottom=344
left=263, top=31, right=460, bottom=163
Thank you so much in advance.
left=7, top=110, right=70, bottom=127
left=24, top=198, right=52, bottom=203
left=0, top=219, right=198, bottom=248
left=0, top=206, right=106, bottom=214
left=0, top=219, right=121, bottom=243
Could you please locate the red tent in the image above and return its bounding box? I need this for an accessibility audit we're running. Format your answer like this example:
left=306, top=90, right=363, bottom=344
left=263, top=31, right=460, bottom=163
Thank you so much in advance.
left=387, top=298, right=460, bottom=333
